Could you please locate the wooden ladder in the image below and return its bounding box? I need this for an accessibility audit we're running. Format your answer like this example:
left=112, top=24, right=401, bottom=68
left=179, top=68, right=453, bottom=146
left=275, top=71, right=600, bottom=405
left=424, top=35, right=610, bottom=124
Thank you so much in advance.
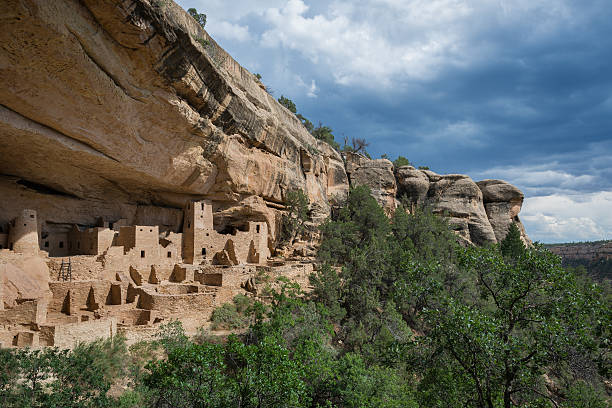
left=59, top=258, right=72, bottom=281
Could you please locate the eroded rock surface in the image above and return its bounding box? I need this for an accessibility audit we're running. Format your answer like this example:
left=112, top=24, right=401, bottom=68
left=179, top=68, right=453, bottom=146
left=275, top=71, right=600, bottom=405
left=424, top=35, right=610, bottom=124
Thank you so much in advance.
left=477, top=180, right=530, bottom=245
left=0, top=0, right=347, bottom=239
left=345, top=153, right=398, bottom=214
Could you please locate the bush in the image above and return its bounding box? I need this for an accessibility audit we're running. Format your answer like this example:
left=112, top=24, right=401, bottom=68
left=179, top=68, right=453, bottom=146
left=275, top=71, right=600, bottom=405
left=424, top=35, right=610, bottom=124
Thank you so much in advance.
left=187, top=8, right=206, bottom=28
left=210, top=295, right=254, bottom=330
left=392, top=156, right=411, bottom=168
left=0, top=336, right=128, bottom=408
left=278, top=95, right=297, bottom=113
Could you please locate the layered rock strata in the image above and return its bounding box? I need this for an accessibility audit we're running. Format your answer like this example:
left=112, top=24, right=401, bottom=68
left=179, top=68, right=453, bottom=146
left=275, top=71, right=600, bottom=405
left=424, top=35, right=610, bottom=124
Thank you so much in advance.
left=371, top=163, right=528, bottom=245
left=0, top=0, right=347, bottom=240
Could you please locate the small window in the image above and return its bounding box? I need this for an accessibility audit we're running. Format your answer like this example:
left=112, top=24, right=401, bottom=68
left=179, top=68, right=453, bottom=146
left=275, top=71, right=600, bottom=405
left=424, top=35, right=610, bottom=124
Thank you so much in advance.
left=44, top=241, right=49, bottom=248
left=201, top=203, right=204, bottom=210
left=30, top=214, right=35, bottom=219
left=139, top=228, right=143, bottom=232
left=187, top=221, right=191, bottom=229
left=206, top=233, right=209, bottom=236
left=167, top=251, right=172, bottom=258
left=141, top=250, right=145, bottom=258
left=24, top=223, right=27, bottom=227
left=256, top=225, right=260, bottom=233
left=150, top=229, right=153, bottom=232
left=201, top=248, right=206, bottom=256
left=59, top=241, right=64, bottom=249
left=200, top=215, right=203, bottom=218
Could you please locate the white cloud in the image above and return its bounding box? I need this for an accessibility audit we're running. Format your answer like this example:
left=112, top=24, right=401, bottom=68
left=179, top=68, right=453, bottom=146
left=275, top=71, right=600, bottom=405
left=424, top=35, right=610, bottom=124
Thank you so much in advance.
left=306, top=79, right=318, bottom=98
left=473, top=163, right=599, bottom=197
left=208, top=21, right=250, bottom=42
left=521, top=192, right=612, bottom=243
left=253, top=0, right=575, bottom=88
left=260, top=0, right=466, bottom=87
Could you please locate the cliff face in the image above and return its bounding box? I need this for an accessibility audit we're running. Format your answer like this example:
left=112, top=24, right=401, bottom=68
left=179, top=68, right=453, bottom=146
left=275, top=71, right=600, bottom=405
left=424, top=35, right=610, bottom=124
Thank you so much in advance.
left=0, top=0, right=527, bottom=247
left=0, top=0, right=347, bottom=237
left=546, top=242, right=612, bottom=262
left=358, top=159, right=530, bottom=246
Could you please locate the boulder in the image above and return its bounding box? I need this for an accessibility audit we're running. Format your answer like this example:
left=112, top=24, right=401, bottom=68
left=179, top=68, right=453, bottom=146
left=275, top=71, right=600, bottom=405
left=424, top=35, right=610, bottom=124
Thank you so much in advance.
left=395, top=166, right=430, bottom=206
left=0, top=255, right=51, bottom=308
left=477, top=180, right=530, bottom=244
left=426, top=174, right=497, bottom=246
left=345, top=153, right=398, bottom=214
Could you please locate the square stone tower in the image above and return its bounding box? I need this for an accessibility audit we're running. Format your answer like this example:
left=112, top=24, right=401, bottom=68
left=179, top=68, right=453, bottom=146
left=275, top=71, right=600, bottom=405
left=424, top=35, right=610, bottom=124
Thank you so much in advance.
left=182, top=200, right=214, bottom=264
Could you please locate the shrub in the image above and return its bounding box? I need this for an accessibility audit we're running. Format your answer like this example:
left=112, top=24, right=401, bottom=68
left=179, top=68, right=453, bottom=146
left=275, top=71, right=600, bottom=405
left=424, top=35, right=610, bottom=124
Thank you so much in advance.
left=278, top=95, right=297, bottom=114
left=392, top=156, right=411, bottom=168
left=187, top=8, right=206, bottom=28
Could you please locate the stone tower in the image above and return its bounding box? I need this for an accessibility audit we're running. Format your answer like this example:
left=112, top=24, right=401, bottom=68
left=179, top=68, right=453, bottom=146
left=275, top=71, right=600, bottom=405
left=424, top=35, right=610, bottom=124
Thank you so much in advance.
left=8, top=209, right=39, bottom=255
left=182, top=200, right=214, bottom=264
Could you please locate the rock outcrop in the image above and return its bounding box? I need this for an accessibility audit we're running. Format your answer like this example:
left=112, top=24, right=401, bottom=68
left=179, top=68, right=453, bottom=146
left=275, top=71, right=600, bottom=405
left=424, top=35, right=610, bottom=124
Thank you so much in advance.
left=0, top=254, right=51, bottom=308
left=477, top=180, right=530, bottom=245
left=351, top=160, right=530, bottom=245
left=0, top=0, right=347, bottom=240
left=546, top=241, right=612, bottom=262
left=0, top=0, right=528, bottom=250
left=345, top=153, right=398, bottom=214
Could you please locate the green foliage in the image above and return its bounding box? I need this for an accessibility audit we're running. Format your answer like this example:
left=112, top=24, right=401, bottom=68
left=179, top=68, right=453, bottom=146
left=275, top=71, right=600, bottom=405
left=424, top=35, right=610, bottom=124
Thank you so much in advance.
left=296, top=113, right=314, bottom=133
left=500, top=222, right=525, bottom=259
left=155, top=320, right=188, bottom=354
left=254, top=73, right=262, bottom=80
left=187, top=8, right=207, bottom=28
left=420, top=244, right=606, bottom=407
left=417, top=165, right=430, bottom=170
left=194, top=36, right=209, bottom=48
left=562, top=381, right=608, bottom=407
left=277, top=95, right=297, bottom=113
left=211, top=294, right=255, bottom=330
left=392, top=156, right=412, bottom=168
left=312, top=122, right=340, bottom=150
left=0, top=336, right=128, bottom=408
left=144, top=334, right=311, bottom=407
left=280, top=189, right=310, bottom=246
left=318, top=185, right=390, bottom=266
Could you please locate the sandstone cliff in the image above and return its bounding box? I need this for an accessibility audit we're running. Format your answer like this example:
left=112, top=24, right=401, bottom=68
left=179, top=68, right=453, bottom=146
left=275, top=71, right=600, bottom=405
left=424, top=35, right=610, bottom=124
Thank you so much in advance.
left=353, top=158, right=530, bottom=246
left=0, top=0, right=527, bottom=248
left=0, top=0, right=347, bottom=240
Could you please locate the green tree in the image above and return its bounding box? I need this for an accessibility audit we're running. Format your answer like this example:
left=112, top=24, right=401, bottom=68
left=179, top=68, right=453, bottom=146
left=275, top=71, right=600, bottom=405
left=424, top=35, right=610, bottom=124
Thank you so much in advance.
left=392, top=156, right=411, bottom=168
left=312, top=122, right=340, bottom=150
left=500, top=222, right=525, bottom=259
left=187, top=8, right=207, bottom=28
left=318, top=186, right=389, bottom=266
left=296, top=113, right=314, bottom=133
left=0, top=337, right=128, bottom=408
left=277, top=95, right=297, bottom=114
left=424, top=245, right=605, bottom=408
left=280, top=189, right=310, bottom=245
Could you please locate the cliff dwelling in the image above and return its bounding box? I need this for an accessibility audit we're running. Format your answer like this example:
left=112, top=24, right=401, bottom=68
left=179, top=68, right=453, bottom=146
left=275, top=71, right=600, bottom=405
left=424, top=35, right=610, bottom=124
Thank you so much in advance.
left=0, top=201, right=311, bottom=348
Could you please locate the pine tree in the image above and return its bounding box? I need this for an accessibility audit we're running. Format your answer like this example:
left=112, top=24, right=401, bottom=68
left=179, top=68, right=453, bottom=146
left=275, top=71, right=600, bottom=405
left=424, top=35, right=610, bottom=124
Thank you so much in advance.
left=500, top=222, right=525, bottom=259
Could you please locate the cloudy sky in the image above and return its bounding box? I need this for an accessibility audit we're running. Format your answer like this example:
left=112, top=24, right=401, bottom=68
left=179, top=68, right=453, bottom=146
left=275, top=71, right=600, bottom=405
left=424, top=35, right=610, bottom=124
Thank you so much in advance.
left=176, top=0, right=612, bottom=243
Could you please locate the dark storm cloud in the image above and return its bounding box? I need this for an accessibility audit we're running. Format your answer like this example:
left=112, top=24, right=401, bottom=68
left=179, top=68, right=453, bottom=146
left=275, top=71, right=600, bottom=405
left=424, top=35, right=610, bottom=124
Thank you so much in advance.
left=177, top=0, right=612, bottom=242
